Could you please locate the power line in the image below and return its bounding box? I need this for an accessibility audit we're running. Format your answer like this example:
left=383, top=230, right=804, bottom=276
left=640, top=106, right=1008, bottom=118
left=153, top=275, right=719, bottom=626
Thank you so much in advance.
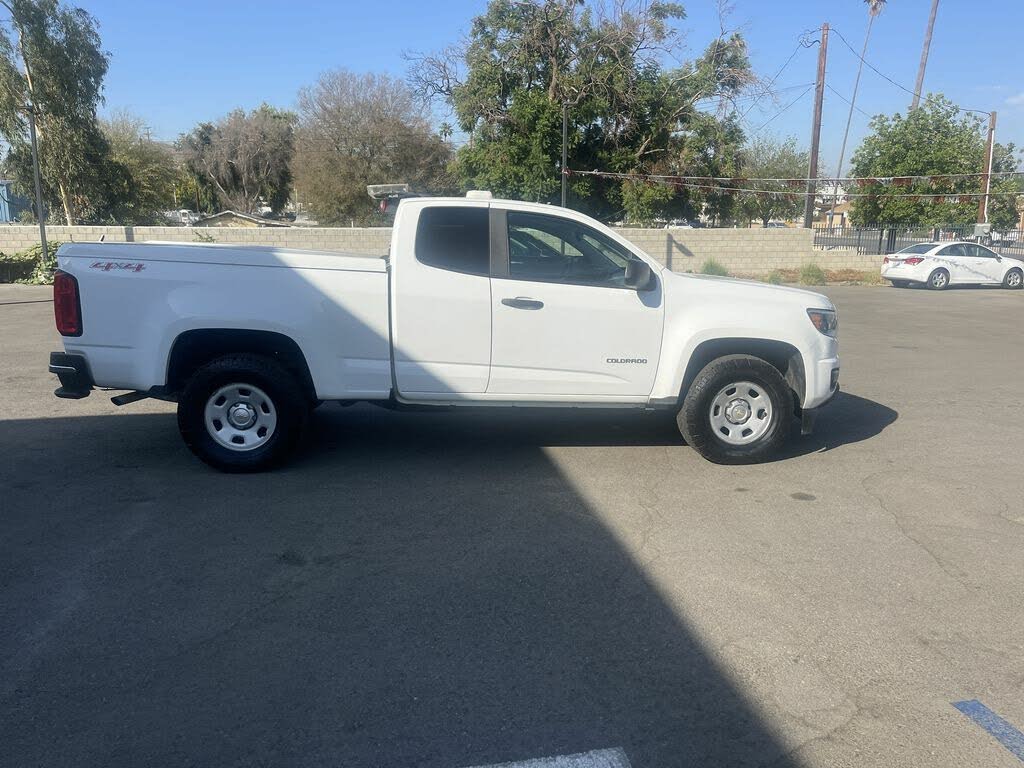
left=569, top=169, right=1024, bottom=184
left=825, top=84, right=873, bottom=119
left=738, top=37, right=815, bottom=121
left=748, top=85, right=815, bottom=135
left=830, top=26, right=991, bottom=116
left=567, top=170, right=1023, bottom=199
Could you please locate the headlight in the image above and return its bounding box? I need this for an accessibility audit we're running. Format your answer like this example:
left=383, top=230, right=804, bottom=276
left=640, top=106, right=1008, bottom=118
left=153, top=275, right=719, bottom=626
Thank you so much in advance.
left=807, top=308, right=838, bottom=336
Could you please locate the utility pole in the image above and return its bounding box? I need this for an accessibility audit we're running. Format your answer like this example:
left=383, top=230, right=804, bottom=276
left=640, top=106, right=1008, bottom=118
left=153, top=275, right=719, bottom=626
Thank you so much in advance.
left=910, top=0, right=940, bottom=110
left=561, top=101, right=568, bottom=207
left=26, top=106, right=47, bottom=258
left=977, top=111, right=996, bottom=224
left=803, top=22, right=828, bottom=228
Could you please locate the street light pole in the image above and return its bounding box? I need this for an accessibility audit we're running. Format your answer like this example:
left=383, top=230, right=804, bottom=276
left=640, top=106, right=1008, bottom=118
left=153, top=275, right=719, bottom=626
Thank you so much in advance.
left=26, top=106, right=47, bottom=258
left=561, top=101, right=568, bottom=208
left=977, top=111, right=996, bottom=225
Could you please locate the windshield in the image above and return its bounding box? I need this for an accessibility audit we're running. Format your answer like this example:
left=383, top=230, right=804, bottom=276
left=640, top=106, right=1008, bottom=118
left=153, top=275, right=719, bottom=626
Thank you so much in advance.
left=897, top=243, right=935, bottom=255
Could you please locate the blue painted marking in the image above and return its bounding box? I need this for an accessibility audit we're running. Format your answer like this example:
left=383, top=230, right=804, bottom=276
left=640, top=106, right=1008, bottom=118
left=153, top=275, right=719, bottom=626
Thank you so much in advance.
left=953, top=700, right=1024, bottom=762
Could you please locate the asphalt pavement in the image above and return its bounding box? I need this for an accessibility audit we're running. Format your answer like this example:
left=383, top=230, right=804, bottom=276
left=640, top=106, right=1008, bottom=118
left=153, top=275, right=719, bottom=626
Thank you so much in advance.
left=2, top=282, right=1023, bottom=767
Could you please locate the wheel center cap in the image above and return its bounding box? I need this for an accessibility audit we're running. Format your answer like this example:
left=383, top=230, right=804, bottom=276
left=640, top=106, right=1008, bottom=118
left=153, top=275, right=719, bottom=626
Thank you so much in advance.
left=725, top=398, right=751, bottom=424
left=227, top=402, right=256, bottom=429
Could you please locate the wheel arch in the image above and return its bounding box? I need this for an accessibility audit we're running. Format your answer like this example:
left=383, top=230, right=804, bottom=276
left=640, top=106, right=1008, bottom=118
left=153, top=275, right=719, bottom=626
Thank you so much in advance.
left=166, top=329, right=317, bottom=401
left=678, top=337, right=805, bottom=409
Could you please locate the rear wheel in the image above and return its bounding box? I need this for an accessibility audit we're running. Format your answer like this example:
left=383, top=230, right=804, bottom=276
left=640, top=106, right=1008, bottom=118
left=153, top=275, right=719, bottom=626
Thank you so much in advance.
left=177, top=353, right=309, bottom=472
left=927, top=268, right=949, bottom=290
left=1003, top=268, right=1023, bottom=289
left=677, top=355, right=792, bottom=465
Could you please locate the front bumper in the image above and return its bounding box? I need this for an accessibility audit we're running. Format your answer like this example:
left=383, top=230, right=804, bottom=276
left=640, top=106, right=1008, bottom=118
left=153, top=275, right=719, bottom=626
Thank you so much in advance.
left=49, top=352, right=94, bottom=399
left=800, top=379, right=839, bottom=435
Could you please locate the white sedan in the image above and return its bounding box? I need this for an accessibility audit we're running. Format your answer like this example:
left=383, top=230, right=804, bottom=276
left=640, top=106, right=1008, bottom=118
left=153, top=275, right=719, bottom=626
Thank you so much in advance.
left=881, top=241, right=1024, bottom=290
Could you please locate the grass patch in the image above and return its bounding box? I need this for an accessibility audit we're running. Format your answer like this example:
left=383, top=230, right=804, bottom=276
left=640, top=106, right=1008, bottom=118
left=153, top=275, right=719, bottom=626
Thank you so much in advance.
left=798, top=263, right=827, bottom=285
left=700, top=258, right=730, bottom=276
left=766, top=270, right=785, bottom=285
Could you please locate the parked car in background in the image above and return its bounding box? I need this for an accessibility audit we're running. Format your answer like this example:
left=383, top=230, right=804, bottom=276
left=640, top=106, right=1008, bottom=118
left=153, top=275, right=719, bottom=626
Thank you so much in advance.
left=881, top=241, right=1024, bottom=290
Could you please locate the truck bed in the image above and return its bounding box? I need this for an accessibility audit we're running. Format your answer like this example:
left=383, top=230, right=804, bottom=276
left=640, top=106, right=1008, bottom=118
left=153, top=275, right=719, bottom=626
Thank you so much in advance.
left=60, top=241, right=388, bottom=273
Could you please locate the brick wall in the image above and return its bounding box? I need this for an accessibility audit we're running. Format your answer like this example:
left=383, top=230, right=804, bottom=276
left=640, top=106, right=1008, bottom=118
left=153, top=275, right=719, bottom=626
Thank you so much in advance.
left=0, top=224, right=881, bottom=275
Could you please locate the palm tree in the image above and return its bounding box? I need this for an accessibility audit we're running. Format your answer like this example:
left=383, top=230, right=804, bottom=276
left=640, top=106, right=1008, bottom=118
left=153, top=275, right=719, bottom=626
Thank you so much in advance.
left=829, top=0, right=887, bottom=227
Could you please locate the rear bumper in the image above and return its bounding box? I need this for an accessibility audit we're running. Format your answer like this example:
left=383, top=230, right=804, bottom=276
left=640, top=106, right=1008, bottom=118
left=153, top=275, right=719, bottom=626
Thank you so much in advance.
left=49, top=352, right=94, bottom=399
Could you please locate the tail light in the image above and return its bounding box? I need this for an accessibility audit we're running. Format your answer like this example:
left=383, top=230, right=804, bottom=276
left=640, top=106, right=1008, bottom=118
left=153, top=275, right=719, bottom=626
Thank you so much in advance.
left=54, top=270, right=82, bottom=336
left=883, top=256, right=890, bottom=264
left=904, top=257, right=925, bottom=265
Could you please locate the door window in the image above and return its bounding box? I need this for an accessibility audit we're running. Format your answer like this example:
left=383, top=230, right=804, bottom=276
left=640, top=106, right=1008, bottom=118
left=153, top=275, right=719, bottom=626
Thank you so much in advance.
left=938, top=244, right=968, bottom=258
left=966, top=243, right=998, bottom=259
left=415, top=207, right=490, bottom=275
left=507, top=211, right=635, bottom=287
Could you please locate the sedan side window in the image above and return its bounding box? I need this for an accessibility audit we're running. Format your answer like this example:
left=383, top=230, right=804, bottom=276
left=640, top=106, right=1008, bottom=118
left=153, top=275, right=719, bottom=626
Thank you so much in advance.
left=969, top=244, right=998, bottom=259
left=507, top=211, right=634, bottom=287
left=939, top=244, right=967, bottom=258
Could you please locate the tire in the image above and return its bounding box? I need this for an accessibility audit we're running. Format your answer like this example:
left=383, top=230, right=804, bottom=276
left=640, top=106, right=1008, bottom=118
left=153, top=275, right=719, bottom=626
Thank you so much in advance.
left=177, top=353, right=309, bottom=472
left=927, top=268, right=949, bottom=290
left=677, top=355, right=792, bottom=465
left=1003, top=268, right=1023, bottom=290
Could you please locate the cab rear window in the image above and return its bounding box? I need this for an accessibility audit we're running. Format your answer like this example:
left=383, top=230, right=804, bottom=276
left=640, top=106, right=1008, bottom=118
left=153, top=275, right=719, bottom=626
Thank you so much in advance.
left=415, top=207, right=489, bottom=275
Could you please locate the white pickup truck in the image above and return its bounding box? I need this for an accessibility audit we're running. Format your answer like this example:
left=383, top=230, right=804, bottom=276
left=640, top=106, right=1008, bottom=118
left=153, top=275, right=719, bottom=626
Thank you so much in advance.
left=49, top=194, right=839, bottom=471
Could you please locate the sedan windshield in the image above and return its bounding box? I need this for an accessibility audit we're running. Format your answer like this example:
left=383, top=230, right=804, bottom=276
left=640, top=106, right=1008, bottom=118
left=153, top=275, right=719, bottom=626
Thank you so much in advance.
left=897, top=243, right=935, bottom=255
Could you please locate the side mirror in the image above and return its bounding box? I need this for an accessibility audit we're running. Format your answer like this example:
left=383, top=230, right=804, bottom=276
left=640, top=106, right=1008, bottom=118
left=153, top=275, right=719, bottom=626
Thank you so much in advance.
left=625, top=259, right=653, bottom=290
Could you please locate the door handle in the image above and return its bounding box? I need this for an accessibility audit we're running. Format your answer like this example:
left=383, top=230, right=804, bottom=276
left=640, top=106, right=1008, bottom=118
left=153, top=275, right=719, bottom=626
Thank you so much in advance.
left=501, top=297, right=544, bottom=310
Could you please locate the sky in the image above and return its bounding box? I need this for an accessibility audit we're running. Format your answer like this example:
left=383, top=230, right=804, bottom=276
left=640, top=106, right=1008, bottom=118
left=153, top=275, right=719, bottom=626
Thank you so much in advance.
left=84, top=0, right=1024, bottom=175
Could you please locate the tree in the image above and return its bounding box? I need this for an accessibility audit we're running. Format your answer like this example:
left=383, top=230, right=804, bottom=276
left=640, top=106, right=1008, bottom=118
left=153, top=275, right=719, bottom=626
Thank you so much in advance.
left=735, top=136, right=808, bottom=226
left=850, top=96, right=993, bottom=226
left=292, top=70, right=452, bottom=225
left=100, top=111, right=176, bottom=223
left=408, top=0, right=751, bottom=223
left=179, top=105, right=295, bottom=215
left=0, top=0, right=115, bottom=223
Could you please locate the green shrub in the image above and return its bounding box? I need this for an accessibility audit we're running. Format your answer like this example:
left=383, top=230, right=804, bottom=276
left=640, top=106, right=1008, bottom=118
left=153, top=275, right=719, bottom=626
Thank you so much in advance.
left=9, top=241, right=62, bottom=285
left=766, top=270, right=785, bottom=285
left=700, top=258, right=729, bottom=277
left=798, top=263, right=827, bottom=285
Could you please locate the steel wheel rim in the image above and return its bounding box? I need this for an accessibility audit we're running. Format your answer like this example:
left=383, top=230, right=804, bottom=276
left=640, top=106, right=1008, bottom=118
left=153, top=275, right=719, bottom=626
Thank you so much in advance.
left=932, top=271, right=947, bottom=288
left=1009, top=271, right=1022, bottom=287
left=708, top=380, right=774, bottom=446
left=204, top=383, right=277, bottom=452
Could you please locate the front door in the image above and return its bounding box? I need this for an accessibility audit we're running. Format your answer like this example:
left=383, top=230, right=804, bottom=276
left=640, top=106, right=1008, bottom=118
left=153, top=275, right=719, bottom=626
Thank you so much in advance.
left=488, top=210, right=664, bottom=399
left=964, top=243, right=1005, bottom=282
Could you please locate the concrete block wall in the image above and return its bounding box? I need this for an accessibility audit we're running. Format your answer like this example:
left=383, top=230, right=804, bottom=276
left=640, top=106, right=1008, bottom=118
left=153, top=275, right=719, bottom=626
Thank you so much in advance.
left=0, top=224, right=882, bottom=275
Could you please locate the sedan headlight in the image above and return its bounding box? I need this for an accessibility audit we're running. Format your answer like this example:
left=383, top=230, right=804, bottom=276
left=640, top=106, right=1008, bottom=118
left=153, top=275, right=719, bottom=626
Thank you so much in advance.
left=807, top=308, right=838, bottom=337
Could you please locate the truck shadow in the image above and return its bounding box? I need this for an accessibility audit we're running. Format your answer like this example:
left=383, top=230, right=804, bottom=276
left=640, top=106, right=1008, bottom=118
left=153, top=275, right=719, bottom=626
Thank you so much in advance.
left=298, top=389, right=896, bottom=460
left=0, top=409, right=807, bottom=768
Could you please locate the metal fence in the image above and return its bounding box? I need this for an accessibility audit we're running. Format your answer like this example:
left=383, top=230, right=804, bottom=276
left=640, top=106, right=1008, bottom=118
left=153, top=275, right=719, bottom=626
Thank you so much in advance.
left=813, top=224, right=1024, bottom=258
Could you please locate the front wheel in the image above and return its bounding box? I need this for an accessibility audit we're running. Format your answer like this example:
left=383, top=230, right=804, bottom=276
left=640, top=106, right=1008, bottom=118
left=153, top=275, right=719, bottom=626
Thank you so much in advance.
left=1003, top=268, right=1023, bottom=289
left=677, top=355, right=792, bottom=464
left=177, top=353, right=309, bottom=472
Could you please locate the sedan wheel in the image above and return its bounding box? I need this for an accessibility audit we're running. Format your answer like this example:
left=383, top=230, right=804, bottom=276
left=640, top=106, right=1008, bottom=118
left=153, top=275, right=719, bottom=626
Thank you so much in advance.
left=928, top=269, right=949, bottom=290
left=1004, top=269, right=1023, bottom=289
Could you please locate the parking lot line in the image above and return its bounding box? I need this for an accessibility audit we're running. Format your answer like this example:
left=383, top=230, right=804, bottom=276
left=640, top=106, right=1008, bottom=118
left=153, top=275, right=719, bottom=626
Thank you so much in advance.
left=459, top=748, right=631, bottom=768
left=953, top=700, right=1024, bottom=762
